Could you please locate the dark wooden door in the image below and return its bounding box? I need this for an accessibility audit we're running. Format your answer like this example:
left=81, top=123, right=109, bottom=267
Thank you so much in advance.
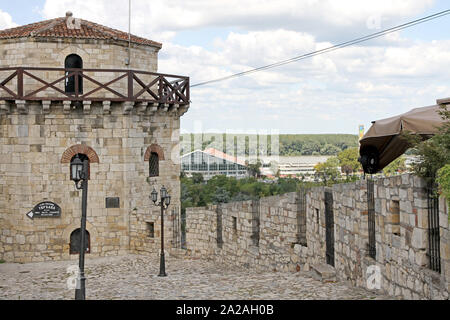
left=69, top=228, right=90, bottom=254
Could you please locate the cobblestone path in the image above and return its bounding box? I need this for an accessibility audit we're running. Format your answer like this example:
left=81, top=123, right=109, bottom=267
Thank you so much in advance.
left=0, top=254, right=394, bottom=300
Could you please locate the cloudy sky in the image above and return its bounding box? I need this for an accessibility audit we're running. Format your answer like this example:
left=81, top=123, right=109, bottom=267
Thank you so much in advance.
left=1, top=1, right=449, bottom=135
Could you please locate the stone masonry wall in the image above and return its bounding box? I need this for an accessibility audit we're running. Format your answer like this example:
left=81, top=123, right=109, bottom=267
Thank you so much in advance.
left=187, top=193, right=304, bottom=272
left=0, top=101, right=182, bottom=263
left=186, top=174, right=450, bottom=299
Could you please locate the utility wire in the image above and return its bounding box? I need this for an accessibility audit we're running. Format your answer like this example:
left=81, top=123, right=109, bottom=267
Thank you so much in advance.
left=191, top=9, right=450, bottom=87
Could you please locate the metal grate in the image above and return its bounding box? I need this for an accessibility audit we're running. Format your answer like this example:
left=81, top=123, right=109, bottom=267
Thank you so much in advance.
left=367, top=179, right=376, bottom=259
left=296, top=188, right=307, bottom=246
left=251, top=199, right=260, bottom=246
left=216, top=205, right=223, bottom=248
left=325, top=190, right=335, bottom=267
left=181, top=210, right=186, bottom=249
left=149, top=152, right=159, bottom=177
left=172, top=207, right=180, bottom=248
left=427, top=181, right=441, bottom=273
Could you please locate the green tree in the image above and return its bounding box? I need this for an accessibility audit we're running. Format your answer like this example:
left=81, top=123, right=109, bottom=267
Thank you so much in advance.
left=320, top=143, right=341, bottom=155
left=437, top=164, right=450, bottom=207
left=383, top=156, right=407, bottom=176
left=405, top=105, right=450, bottom=181
left=337, top=147, right=361, bottom=177
left=314, top=157, right=341, bottom=185
left=302, top=141, right=320, bottom=155
left=247, top=161, right=262, bottom=178
left=191, top=173, right=204, bottom=184
left=211, top=187, right=231, bottom=203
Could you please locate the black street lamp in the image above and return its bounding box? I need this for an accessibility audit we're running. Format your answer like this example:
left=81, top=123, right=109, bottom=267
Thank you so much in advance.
left=70, top=154, right=89, bottom=300
left=151, top=186, right=171, bottom=277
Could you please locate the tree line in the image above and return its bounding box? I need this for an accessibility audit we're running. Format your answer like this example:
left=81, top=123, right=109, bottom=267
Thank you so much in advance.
left=181, top=145, right=414, bottom=212
left=180, top=133, right=359, bottom=156
left=181, top=173, right=321, bottom=213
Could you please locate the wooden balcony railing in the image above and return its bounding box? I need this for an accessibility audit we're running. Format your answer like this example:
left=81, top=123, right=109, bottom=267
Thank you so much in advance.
left=0, top=67, right=190, bottom=105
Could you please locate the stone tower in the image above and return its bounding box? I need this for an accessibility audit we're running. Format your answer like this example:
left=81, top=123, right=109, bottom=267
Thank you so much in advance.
left=0, top=12, right=190, bottom=262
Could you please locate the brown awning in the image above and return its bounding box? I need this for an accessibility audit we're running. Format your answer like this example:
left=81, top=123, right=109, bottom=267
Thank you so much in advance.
left=359, top=104, right=445, bottom=173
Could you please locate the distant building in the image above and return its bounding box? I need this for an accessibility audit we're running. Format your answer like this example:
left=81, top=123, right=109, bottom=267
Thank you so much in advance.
left=405, top=155, right=420, bottom=170
left=278, top=156, right=331, bottom=176
left=181, top=149, right=248, bottom=180
left=257, top=156, right=331, bottom=177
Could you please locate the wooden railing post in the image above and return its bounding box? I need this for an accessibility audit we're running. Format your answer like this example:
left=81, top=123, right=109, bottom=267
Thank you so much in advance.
left=186, top=79, right=190, bottom=103
left=128, top=71, right=133, bottom=100
left=75, top=70, right=79, bottom=98
left=17, top=67, right=23, bottom=98
left=158, top=76, right=164, bottom=103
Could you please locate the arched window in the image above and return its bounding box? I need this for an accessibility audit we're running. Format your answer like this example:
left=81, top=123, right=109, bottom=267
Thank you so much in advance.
left=69, top=228, right=90, bottom=254
left=149, top=152, right=159, bottom=177
left=144, top=144, right=164, bottom=177
left=65, top=54, right=83, bottom=94
left=70, top=154, right=90, bottom=180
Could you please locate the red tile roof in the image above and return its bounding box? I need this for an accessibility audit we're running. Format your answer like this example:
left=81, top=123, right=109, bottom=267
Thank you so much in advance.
left=0, top=14, right=162, bottom=48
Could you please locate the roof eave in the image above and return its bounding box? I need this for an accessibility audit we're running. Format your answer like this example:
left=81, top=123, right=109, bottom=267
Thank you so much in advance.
left=20, top=35, right=162, bottom=49
left=437, top=97, right=450, bottom=105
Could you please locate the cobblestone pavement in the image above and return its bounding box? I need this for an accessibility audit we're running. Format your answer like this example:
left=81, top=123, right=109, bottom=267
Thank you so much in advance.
left=0, top=254, right=395, bottom=300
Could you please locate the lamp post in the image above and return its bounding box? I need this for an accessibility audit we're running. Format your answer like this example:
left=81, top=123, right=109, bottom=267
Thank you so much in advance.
left=151, top=186, right=171, bottom=277
left=70, top=154, right=89, bottom=300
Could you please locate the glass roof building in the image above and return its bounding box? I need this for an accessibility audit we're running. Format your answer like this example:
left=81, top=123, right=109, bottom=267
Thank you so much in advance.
left=181, top=149, right=248, bottom=180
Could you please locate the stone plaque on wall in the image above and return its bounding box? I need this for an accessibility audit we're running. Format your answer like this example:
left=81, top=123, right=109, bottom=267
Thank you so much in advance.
left=106, top=197, right=120, bottom=208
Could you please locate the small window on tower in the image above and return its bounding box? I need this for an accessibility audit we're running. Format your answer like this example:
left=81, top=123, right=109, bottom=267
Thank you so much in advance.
left=147, top=222, right=155, bottom=238
left=149, top=152, right=159, bottom=177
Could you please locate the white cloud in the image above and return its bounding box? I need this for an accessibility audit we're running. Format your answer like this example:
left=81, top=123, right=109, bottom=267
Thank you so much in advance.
left=160, top=31, right=450, bottom=133
left=42, top=0, right=434, bottom=42
left=0, top=10, right=17, bottom=30
left=39, top=0, right=448, bottom=133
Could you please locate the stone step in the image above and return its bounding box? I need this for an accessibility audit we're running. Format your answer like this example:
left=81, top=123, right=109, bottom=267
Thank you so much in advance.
left=311, top=263, right=336, bottom=283
left=168, top=248, right=189, bottom=258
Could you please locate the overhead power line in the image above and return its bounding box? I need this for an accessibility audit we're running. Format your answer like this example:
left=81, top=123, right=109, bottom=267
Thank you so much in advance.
left=191, top=9, right=450, bottom=88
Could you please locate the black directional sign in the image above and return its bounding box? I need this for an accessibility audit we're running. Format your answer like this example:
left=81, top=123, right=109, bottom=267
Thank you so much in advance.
left=26, top=202, right=61, bottom=220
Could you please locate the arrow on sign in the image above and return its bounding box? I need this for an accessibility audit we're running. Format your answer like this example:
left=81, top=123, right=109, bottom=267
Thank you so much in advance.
left=26, top=211, right=34, bottom=220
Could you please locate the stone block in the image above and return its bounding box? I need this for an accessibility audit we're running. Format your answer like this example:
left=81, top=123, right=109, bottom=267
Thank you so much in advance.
left=15, top=234, right=25, bottom=245
left=416, top=209, right=428, bottom=229
left=413, top=176, right=426, bottom=188
left=311, top=263, right=336, bottom=283
left=399, top=188, right=408, bottom=201
left=411, top=228, right=427, bottom=250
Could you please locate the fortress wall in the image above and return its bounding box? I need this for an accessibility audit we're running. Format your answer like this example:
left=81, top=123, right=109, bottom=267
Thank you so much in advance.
left=186, top=174, right=450, bottom=299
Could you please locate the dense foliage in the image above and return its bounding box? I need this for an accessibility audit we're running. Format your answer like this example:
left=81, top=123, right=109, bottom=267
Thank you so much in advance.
left=383, top=156, right=407, bottom=176
left=403, top=105, right=450, bottom=211
left=313, top=157, right=341, bottom=185
left=406, top=105, right=450, bottom=181
left=181, top=133, right=359, bottom=156
left=437, top=164, right=450, bottom=205
left=337, top=147, right=361, bottom=175
left=181, top=174, right=321, bottom=212
left=279, top=134, right=358, bottom=155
